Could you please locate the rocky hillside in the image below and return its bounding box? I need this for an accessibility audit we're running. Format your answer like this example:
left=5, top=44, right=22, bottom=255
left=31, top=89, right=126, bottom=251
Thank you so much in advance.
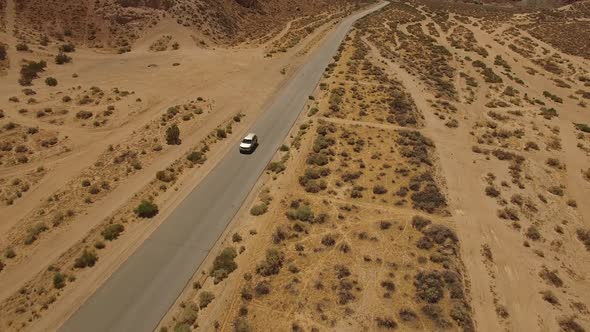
left=12, top=0, right=373, bottom=49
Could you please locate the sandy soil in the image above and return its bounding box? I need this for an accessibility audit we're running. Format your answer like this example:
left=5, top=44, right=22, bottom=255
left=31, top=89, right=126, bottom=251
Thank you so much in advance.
left=160, top=1, right=590, bottom=332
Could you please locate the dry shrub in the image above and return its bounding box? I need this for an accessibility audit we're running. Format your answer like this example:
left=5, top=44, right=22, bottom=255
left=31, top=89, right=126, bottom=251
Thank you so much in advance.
left=399, top=308, right=417, bottom=322
left=558, top=316, right=585, bottom=332
left=421, top=304, right=452, bottom=328
left=541, top=290, right=559, bottom=305
left=539, top=266, right=563, bottom=287
left=526, top=226, right=541, bottom=241
left=256, top=249, right=284, bottom=276
left=415, top=271, right=444, bottom=303
left=375, top=317, right=397, bottom=329
left=412, top=216, right=432, bottom=230
left=577, top=229, right=590, bottom=251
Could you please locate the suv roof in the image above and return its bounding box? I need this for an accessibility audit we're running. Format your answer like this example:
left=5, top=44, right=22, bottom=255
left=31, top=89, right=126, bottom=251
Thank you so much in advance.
left=244, top=133, right=256, bottom=140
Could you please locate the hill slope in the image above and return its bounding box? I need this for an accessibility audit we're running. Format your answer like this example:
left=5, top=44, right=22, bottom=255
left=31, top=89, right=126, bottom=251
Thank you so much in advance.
left=12, top=0, right=372, bottom=49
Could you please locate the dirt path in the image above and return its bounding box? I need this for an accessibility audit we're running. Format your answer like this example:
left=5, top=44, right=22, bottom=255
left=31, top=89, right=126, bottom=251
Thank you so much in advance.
left=317, top=116, right=415, bottom=131
left=2, top=0, right=18, bottom=77
left=364, top=34, right=509, bottom=331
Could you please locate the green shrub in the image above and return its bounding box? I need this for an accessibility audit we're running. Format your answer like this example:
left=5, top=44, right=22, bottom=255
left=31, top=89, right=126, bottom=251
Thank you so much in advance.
left=210, top=247, right=238, bottom=283
left=135, top=200, right=159, bottom=218
left=199, top=291, right=215, bottom=308
left=74, top=249, right=98, bottom=268
left=250, top=203, right=268, bottom=216
left=53, top=272, right=66, bottom=289
left=166, top=124, right=181, bottom=145
left=101, top=224, right=125, bottom=241
left=45, top=77, right=58, bottom=86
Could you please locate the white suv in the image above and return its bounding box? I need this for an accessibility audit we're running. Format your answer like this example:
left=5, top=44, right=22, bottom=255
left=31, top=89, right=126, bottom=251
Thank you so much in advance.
left=239, top=133, right=258, bottom=153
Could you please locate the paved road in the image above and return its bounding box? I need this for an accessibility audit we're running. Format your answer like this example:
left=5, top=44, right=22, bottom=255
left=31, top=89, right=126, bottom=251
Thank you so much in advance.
left=60, top=3, right=386, bottom=332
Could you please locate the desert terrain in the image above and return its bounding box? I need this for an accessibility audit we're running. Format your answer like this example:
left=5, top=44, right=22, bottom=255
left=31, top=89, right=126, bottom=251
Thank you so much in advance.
left=157, top=1, right=590, bottom=332
left=0, top=0, right=372, bottom=331
left=1, top=0, right=590, bottom=332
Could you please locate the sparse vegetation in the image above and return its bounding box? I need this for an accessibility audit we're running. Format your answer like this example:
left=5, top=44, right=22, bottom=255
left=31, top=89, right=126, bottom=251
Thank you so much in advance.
left=135, top=200, right=159, bottom=218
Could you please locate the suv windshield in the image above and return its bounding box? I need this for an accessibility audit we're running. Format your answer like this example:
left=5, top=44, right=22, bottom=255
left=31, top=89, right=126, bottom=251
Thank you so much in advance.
left=242, top=139, right=252, bottom=144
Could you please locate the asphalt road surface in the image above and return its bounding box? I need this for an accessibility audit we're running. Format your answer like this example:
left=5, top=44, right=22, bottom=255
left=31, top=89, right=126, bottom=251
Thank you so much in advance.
left=60, top=3, right=387, bottom=332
